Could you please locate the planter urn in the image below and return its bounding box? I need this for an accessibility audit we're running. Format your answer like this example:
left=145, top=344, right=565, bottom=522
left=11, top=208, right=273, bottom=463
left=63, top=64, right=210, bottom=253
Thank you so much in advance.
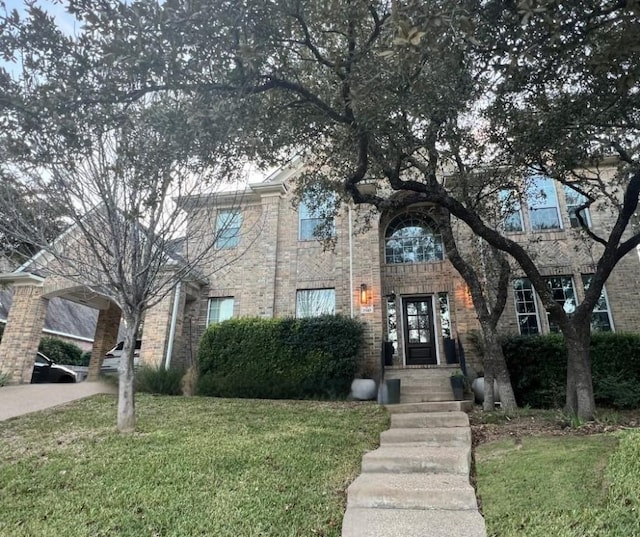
left=351, top=378, right=377, bottom=400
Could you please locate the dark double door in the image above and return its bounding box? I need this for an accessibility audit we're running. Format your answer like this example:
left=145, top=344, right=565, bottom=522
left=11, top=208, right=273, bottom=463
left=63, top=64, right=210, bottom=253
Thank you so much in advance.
left=403, top=297, right=436, bottom=365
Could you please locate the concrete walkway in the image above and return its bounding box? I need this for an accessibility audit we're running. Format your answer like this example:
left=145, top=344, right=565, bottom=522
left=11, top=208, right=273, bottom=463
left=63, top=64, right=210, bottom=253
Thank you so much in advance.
left=342, top=406, right=486, bottom=537
left=0, top=381, right=117, bottom=421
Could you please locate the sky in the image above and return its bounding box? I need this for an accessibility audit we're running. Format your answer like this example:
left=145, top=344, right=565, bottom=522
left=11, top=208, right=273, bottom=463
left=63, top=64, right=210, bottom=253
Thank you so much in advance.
left=4, top=0, right=79, bottom=35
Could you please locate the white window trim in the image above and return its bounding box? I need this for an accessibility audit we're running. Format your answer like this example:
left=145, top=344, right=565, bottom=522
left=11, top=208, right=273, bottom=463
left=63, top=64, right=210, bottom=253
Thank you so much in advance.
left=295, top=288, right=336, bottom=318
left=498, top=189, right=524, bottom=233
left=215, top=210, right=242, bottom=249
left=527, top=177, right=563, bottom=232
left=298, top=197, right=336, bottom=241
left=207, top=297, right=234, bottom=325
left=564, top=185, right=592, bottom=229
left=582, top=275, right=615, bottom=332
left=513, top=278, right=542, bottom=336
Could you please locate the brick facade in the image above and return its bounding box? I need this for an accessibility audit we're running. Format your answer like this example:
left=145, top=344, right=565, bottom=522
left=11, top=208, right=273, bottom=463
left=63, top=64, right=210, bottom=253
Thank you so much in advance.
left=184, top=166, right=640, bottom=377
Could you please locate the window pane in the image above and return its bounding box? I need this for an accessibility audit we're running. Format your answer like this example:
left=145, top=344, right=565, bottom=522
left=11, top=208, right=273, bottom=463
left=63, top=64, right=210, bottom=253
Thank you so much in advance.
left=296, top=289, right=336, bottom=317
left=564, top=186, right=590, bottom=228
left=499, top=190, right=524, bottom=232
left=385, top=214, right=444, bottom=264
left=215, top=211, right=242, bottom=249
left=438, top=293, right=451, bottom=339
left=513, top=278, right=540, bottom=335
left=299, top=195, right=336, bottom=241
left=530, top=207, right=561, bottom=230
left=386, top=297, right=398, bottom=354
left=528, top=176, right=561, bottom=230
left=582, top=274, right=612, bottom=332
left=208, top=297, right=234, bottom=325
left=546, top=276, right=576, bottom=332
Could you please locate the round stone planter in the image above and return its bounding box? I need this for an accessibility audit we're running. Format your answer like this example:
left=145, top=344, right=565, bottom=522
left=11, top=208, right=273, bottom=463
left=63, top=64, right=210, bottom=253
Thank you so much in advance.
left=472, top=377, right=501, bottom=404
left=351, top=378, right=377, bottom=401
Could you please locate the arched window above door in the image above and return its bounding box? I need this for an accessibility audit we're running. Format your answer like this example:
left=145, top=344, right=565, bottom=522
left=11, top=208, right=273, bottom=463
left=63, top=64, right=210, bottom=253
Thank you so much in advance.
left=384, top=214, right=444, bottom=264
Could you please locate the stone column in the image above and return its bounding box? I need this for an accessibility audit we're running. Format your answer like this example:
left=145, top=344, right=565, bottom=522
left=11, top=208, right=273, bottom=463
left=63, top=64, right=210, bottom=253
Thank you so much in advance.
left=0, top=284, right=49, bottom=384
left=87, top=302, right=121, bottom=381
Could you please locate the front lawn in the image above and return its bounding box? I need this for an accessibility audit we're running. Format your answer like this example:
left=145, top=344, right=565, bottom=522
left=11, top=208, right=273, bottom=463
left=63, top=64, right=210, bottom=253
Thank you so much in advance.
left=476, top=424, right=640, bottom=536
left=0, top=395, right=387, bottom=537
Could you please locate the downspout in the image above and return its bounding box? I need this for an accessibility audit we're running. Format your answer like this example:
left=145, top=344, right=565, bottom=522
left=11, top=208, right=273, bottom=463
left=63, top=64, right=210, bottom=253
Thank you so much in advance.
left=165, top=281, right=182, bottom=369
left=348, top=204, right=354, bottom=318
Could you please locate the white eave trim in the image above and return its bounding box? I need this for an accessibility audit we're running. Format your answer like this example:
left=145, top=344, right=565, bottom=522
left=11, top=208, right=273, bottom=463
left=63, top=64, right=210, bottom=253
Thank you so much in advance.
left=0, top=272, right=45, bottom=286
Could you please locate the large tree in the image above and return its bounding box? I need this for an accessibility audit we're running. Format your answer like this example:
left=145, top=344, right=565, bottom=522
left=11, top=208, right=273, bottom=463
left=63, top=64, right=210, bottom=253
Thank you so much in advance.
left=2, top=0, right=639, bottom=419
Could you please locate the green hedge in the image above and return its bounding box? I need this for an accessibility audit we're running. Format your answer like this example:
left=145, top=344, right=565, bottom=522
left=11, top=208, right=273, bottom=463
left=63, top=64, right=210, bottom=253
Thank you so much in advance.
left=197, top=315, right=363, bottom=400
left=503, top=333, right=640, bottom=409
left=38, top=337, right=89, bottom=366
left=136, top=364, right=184, bottom=395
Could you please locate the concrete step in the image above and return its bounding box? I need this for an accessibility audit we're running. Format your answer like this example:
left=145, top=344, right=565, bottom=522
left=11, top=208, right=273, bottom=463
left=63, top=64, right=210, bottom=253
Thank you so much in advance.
left=390, top=411, right=470, bottom=429
left=342, top=507, right=487, bottom=537
left=385, top=366, right=459, bottom=377
left=380, top=427, right=471, bottom=447
left=347, top=473, right=478, bottom=511
left=400, top=393, right=454, bottom=403
left=401, top=386, right=453, bottom=395
left=361, top=446, right=470, bottom=475
left=386, top=401, right=473, bottom=414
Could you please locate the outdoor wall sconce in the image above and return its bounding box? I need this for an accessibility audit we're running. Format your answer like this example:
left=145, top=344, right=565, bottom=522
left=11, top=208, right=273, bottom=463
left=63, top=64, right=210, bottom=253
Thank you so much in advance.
left=360, top=283, right=368, bottom=305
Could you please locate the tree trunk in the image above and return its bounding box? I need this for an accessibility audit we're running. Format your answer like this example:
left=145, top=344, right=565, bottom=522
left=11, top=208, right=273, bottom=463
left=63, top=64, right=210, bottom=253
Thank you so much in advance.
left=564, top=321, right=595, bottom=420
left=481, top=323, right=517, bottom=412
left=117, top=313, right=141, bottom=433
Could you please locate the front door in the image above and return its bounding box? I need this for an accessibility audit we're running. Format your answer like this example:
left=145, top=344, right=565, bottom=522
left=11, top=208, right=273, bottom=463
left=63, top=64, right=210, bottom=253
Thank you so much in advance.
left=403, top=297, right=436, bottom=365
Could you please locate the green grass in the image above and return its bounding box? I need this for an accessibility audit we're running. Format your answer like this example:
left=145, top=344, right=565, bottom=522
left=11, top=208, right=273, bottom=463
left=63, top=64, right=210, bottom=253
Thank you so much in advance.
left=476, top=431, right=640, bottom=536
left=0, top=395, right=388, bottom=537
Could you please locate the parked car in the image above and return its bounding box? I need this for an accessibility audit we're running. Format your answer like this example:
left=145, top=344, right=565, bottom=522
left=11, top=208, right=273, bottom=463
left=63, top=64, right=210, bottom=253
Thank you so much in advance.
left=31, top=352, right=78, bottom=383
left=101, top=340, right=142, bottom=372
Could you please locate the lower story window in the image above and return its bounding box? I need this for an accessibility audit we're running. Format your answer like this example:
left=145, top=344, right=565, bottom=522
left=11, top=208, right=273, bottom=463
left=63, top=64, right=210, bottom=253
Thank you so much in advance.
left=546, top=276, right=576, bottom=333
left=207, top=297, right=234, bottom=325
left=513, top=278, right=540, bottom=335
left=296, top=289, right=335, bottom=318
left=582, top=275, right=613, bottom=332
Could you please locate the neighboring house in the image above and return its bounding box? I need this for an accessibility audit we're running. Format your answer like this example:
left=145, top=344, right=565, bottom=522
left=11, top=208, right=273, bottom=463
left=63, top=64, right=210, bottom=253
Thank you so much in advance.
left=1, top=161, right=639, bottom=384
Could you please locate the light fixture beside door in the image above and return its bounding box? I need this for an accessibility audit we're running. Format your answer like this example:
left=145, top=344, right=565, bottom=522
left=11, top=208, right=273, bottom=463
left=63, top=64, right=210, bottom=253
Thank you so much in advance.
left=360, top=283, right=368, bottom=305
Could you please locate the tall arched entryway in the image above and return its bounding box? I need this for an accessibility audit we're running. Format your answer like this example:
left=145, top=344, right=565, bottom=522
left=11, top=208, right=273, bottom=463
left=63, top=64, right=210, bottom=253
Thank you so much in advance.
left=378, top=208, right=476, bottom=368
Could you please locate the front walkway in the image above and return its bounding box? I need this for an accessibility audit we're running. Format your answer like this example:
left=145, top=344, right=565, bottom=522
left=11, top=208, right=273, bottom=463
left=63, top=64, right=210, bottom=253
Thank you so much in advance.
left=342, top=407, right=486, bottom=536
left=0, top=381, right=116, bottom=421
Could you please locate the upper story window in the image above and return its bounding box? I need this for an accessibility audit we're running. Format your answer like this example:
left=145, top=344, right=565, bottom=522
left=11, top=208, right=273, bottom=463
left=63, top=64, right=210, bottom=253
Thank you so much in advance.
left=564, top=186, right=591, bottom=229
left=499, top=190, right=524, bottom=232
left=384, top=214, right=444, bottom=264
left=528, top=176, right=562, bottom=231
left=296, top=288, right=335, bottom=317
left=299, top=194, right=336, bottom=241
left=207, top=297, right=234, bottom=325
left=215, top=210, right=242, bottom=249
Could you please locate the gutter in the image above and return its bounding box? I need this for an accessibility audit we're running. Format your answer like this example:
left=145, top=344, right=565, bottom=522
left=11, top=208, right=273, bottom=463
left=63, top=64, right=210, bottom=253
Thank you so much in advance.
left=164, top=282, right=182, bottom=369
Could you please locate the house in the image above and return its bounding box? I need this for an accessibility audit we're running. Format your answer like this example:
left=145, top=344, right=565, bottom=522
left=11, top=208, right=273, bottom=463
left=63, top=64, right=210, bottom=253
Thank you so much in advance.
left=1, top=161, right=639, bottom=384
left=177, top=162, right=640, bottom=376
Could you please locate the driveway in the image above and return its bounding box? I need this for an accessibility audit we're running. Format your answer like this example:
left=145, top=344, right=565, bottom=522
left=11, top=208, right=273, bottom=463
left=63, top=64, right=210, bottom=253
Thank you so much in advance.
left=0, top=381, right=117, bottom=421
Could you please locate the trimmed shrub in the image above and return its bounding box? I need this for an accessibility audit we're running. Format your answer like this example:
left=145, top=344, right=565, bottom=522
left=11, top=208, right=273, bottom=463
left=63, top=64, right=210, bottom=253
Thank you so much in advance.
left=136, top=364, right=184, bottom=395
left=197, top=315, right=363, bottom=400
left=38, top=337, right=89, bottom=366
left=502, top=334, right=566, bottom=408
left=503, top=332, right=640, bottom=409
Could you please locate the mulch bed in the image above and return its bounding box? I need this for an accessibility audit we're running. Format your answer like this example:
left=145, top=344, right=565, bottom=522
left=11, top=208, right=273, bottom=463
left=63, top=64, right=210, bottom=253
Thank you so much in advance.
left=469, top=407, right=640, bottom=448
